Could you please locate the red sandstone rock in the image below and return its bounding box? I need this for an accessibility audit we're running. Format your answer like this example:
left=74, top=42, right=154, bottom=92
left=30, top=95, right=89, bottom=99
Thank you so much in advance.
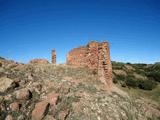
left=10, top=102, right=20, bottom=111
left=46, top=92, right=58, bottom=106
left=44, top=115, right=56, bottom=120
left=32, top=101, right=50, bottom=120
left=67, top=41, right=112, bottom=88
left=58, top=110, right=69, bottom=120
left=5, top=115, right=13, bottom=120
left=52, top=49, right=56, bottom=64
left=16, top=89, right=31, bottom=100
left=4, top=94, right=12, bottom=101
left=0, top=77, right=14, bottom=92
left=29, top=59, right=49, bottom=64
left=42, top=92, right=58, bottom=114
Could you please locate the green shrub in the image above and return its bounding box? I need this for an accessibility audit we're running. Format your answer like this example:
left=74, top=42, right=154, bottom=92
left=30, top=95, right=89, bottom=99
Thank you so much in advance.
left=112, top=62, right=125, bottom=70
left=153, top=64, right=160, bottom=71
left=132, top=63, right=147, bottom=69
left=0, top=110, right=7, bottom=120
left=116, top=75, right=125, bottom=81
left=147, top=71, right=160, bottom=82
left=138, top=80, right=157, bottom=90
left=146, top=63, right=160, bottom=82
left=113, top=78, right=118, bottom=83
left=113, top=74, right=125, bottom=85
left=125, top=75, right=157, bottom=90
left=134, top=69, right=146, bottom=76
left=125, top=76, right=138, bottom=88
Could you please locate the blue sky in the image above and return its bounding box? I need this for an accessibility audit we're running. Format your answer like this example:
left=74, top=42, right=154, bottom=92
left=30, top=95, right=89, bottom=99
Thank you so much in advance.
left=0, top=0, right=160, bottom=63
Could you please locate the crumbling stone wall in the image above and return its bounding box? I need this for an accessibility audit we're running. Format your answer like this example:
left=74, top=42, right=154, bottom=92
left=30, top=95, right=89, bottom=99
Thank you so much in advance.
left=67, top=41, right=112, bottom=87
left=29, top=59, right=49, bottom=64
left=52, top=49, right=56, bottom=64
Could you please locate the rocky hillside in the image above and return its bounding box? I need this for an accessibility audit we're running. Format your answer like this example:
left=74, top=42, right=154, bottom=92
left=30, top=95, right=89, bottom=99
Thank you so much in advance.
left=0, top=58, right=160, bottom=120
left=112, top=61, right=160, bottom=102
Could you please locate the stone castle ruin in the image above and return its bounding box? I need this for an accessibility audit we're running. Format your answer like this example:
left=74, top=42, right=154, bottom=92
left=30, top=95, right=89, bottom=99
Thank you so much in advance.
left=50, top=41, right=113, bottom=87
left=67, top=41, right=112, bottom=87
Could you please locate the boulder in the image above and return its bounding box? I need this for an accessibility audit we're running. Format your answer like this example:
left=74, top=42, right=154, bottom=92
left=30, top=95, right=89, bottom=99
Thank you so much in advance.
left=0, top=77, right=14, bottom=92
left=32, top=101, right=50, bottom=120
left=5, top=115, right=13, bottom=120
left=58, top=110, right=70, bottom=120
left=10, top=102, right=20, bottom=111
left=44, top=115, right=56, bottom=120
left=29, top=59, right=49, bottom=64
left=40, top=92, right=59, bottom=114
left=4, top=94, right=12, bottom=101
left=46, top=92, right=58, bottom=106
left=16, top=89, right=32, bottom=100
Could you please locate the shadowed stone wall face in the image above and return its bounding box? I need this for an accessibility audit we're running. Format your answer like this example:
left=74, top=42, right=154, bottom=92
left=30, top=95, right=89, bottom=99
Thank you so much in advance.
left=98, top=42, right=112, bottom=87
left=52, top=49, right=56, bottom=64
left=67, top=41, right=112, bottom=87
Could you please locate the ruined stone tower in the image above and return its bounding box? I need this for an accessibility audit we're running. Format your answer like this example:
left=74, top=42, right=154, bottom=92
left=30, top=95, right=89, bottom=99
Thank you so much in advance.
left=97, top=42, right=112, bottom=87
left=52, top=49, right=56, bottom=64
left=67, top=41, right=112, bottom=87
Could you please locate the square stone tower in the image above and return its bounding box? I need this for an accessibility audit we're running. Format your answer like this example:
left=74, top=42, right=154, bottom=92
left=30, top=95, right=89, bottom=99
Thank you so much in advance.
left=52, top=49, right=56, bottom=64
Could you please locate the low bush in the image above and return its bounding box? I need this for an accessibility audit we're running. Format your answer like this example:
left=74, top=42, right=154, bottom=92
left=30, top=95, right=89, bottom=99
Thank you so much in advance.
left=147, top=71, right=160, bottom=82
left=138, top=80, right=157, bottom=90
left=125, top=76, right=157, bottom=90
left=146, top=63, right=160, bottom=82
left=113, top=74, right=126, bottom=85
left=112, top=62, right=125, bottom=70
left=113, top=78, right=118, bottom=83
left=125, top=76, right=138, bottom=88
left=116, top=75, right=125, bottom=81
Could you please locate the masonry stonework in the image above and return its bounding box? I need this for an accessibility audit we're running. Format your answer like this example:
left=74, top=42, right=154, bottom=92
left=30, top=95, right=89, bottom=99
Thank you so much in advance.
left=52, top=49, right=56, bottom=64
left=29, top=59, right=49, bottom=64
left=67, top=41, right=112, bottom=87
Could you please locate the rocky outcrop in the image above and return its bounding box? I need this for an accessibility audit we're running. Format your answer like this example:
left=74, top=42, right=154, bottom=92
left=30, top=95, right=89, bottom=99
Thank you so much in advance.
left=15, top=89, right=32, bottom=100
left=67, top=41, right=112, bottom=87
left=29, top=59, right=49, bottom=64
left=52, top=49, right=56, bottom=64
left=45, top=92, right=58, bottom=106
left=10, top=102, right=20, bottom=111
left=0, top=77, right=14, bottom=92
left=32, top=101, right=50, bottom=120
